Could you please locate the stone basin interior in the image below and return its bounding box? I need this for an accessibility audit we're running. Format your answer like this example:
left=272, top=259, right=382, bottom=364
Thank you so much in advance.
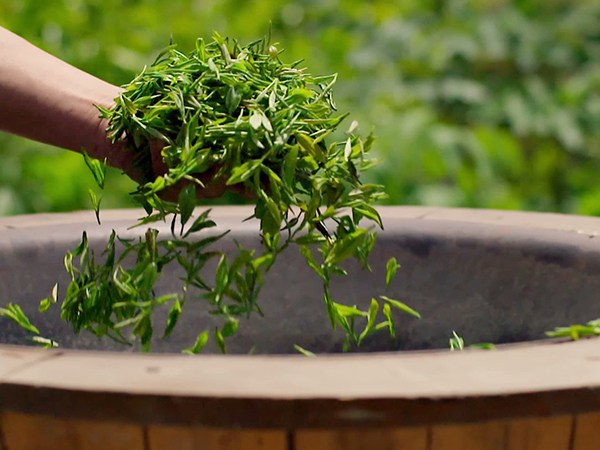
left=1, top=212, right=599, bottom=355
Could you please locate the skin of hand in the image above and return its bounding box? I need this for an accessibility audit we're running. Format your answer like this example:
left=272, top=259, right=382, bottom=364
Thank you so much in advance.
left=0, top=26, right=243, bottom=201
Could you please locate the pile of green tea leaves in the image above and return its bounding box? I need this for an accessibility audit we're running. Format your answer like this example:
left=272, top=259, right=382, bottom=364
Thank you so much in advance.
left=0, top=31, right=422, bottom=354
left=546, top=318, right=600, bottom=341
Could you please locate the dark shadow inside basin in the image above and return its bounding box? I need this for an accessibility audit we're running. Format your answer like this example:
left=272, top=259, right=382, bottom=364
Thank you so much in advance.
left=1, top=210, right=600, bottom=354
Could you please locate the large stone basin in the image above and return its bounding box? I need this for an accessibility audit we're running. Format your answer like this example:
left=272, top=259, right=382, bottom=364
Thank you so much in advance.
left=1, top=206, right=600, bottom=450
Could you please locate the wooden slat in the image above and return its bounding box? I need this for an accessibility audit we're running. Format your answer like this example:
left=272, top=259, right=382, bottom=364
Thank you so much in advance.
left=0, top=411, right=145, bottom=450
left=430, top=421, right=505, bottom=450
left=505, top=415, right=572, bottom=450
left=294, top=428, right=427, bottom=450
left=147, top=425, right=287, bottom=450
left=572, top=411, right=600, bottom=450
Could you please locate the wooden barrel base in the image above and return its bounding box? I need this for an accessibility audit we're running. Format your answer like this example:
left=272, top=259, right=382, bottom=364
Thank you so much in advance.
left=2, top=208, right=600, bottom=450
left=3, top=412, right=600, bottom=450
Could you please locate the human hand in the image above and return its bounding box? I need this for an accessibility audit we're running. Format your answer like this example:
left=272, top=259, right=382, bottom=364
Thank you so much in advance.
left=147, top=141, right=252, bottom=202
left=0, top=25, right=246, bottom=205
left=94, top=92, right=252, bottom=203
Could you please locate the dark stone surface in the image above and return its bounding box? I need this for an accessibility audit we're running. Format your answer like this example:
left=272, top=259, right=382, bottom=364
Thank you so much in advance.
left=1, top=210, right=600, bottom=355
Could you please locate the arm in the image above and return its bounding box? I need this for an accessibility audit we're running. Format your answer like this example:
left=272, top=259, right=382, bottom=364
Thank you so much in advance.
left=0, top=26, right=131, bottom=173
left=0, top=27, right=245, bottom=200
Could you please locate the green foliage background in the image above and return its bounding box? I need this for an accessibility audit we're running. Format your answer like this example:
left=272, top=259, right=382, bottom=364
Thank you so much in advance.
left=2, top=0, right=600, bottom=216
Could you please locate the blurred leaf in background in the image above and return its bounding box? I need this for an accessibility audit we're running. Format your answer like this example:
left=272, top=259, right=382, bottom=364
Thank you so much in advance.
left=2, top=0, right=600, bottom=216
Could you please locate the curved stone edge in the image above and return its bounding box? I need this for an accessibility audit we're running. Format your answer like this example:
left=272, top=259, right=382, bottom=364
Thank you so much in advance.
left=3, top=205, right=600, bottom=236
left=0, top=206, right=254, bottom=231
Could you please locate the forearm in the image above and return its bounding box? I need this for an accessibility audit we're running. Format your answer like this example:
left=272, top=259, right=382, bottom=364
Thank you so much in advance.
left=0, top=27, right=127, bottom=169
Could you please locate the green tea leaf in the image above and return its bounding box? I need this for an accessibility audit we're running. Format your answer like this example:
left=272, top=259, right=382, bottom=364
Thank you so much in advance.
left=82, top=152, right=106, bottom=189
left=324, top=290, right=336, bottom=330
left=353, top=204, right=383, bottom=229
left=469, top=343, right=496, bottom=350
left=183, top=212, right=217, bottom=237
left=196, top=37, right=206, bottom=60
left=89, top=189, right=102, bottom=225
left=215, top=327, right=227, bottom=354
left=148, top=176, right=167, bottom=193
left=114, top=314, right=145, bottom=330
left=215, top=255, right=229, bottom=294
left=0, top=303, right=40, bottom=335
left=261, top=114, right=273, bottom=132
left=134, top=314, right=153, bottom=349
left=358, top=298, right=379, bottom=345
left=182, top=331, right=209, bottom=355
left=299, top=246, right=325, bottom=279
left=30, top=336, right=59, bottom=348
left=385, top=257, right=399, bottom=288
left=225, top=86, right=242, bottom=115
left=374, top=321, right=389, bottom=332
left=324, top=229, right=367, bottom=266
left=39, top=284, right=58, bottom=313
left=288, top=88, right=313, bottom=103
left=163, top=299, right=182, bottom=339
left=342, top=335, right=351, bottom=352
left=344, top=137, right=352, bottom=160
left=51, top=283, right=58, bottom=302
left=38, top=299, right=52, bottom=313
left=178, top=184, right=197, bottom=229
left=294, top=233, right=327, bottom=245
left=283, top=144, right=299, bottom=186
left=221, top=318, right=239, bottom=337
left=294, top=345, right=316, bottom=356
left=252, top=252, right=275, bottom=271
left=295, top=132, right=325, bottom=161
left=335, top=314, right=356, bottom=343
left=449, top=331, right=464, bottom=351
left=262, top=194, right=281, bottom=229
left=380, top=296, right=421, bottom=319
left=382, top=303, right=395, bottom=337
left=334, top=303, right=367, bottom=318
left=208, top=57, right=219, bottom=78
left=226, top=159, right=262, bottom=185
left=249, top=111, right=263, bottom=130
left=121, top=94, right=137, bottom=115
left=347, top=120, right=359, bottom=135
